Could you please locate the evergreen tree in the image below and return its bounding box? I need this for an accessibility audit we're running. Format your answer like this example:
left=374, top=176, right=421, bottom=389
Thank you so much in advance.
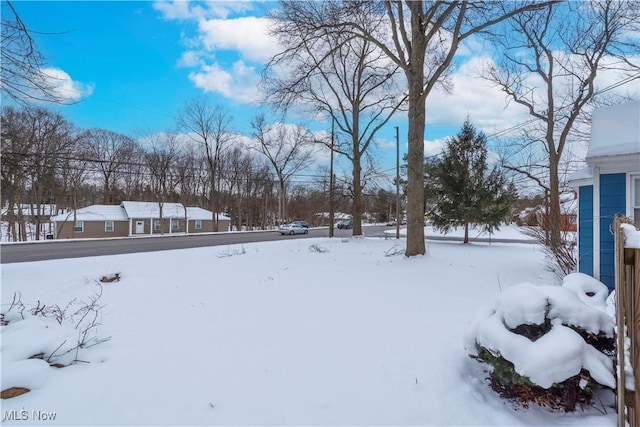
left=425, top=119, right=516, bottom=243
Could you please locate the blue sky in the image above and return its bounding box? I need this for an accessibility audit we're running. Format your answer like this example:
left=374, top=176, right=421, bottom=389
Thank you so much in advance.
left=9, top=1, right=464, bottom=171
left=13, top=1, right=222, bottom=135
left=9, top=1, right=639, bottom=177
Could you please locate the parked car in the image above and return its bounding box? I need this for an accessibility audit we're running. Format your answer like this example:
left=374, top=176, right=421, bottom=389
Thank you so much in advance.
left=336, top=220, right=352, bottom=229
left=292, top=220, right=309, bottom=228
left=278, top=223, right=309, bottom=235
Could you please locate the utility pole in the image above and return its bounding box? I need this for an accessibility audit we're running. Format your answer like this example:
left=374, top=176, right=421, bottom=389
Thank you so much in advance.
left=329, top=117, right=335, bottom=238
left=395, top=126, right=400, bottom=240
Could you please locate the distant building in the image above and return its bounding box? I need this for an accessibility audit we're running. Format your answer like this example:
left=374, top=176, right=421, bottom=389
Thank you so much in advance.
left=537, top=192, right=578, bottom=232
left=51, top=201, right=230, bottom=239
left=314, top=212, right=352, bottom=226
left=514, top=192, right=577, bottom=232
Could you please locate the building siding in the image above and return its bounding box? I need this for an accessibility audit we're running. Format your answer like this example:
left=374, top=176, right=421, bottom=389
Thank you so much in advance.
left=188, top=219, right=213, bottom=233
left=578, top=185, right=594, bottom=276
left=56, top=220, right=129, bottom=239
left=131, top=217, right=187, bottom=235
left=599, top=173, right=626, bottom=288
left=187, top=219, right=230, bottom=233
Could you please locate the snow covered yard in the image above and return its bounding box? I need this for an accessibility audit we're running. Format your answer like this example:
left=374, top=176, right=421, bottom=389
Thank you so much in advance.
left=1, top=235, right=617, bottom=426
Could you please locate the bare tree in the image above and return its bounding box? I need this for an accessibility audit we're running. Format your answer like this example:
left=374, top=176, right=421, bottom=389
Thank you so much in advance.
left=1, top=106, right=78, bottom=240
left=118, top=144, right=145, bottom=202
left=484, top=1, right=640, bottom=252
left=173, top=144, right=201, bottom=208
left=1, top=106, right=32, bottom=241
left=144, top=133, right=182, bottom=234
left=178, top=97, right=235, bottom=231
left=27, top=109, right=77, bottom=239
left=266, top=7, right=405, bottom=236
left=83, top=128, right=138, bottom=205
left=0, top=1, right=70, bottom=104
left=249, top=163, right=277, bottom=229
left=286, top=1, right=554, bottom=255
left=251, top=115, right=315, bottom=223
left=57, top=146, right=90, bottom=239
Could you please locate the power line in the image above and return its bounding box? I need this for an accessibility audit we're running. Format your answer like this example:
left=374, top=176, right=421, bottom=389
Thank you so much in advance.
left=1, top=150, right=339, bottom=184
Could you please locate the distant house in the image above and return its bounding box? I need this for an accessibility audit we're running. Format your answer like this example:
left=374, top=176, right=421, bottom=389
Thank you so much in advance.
left=536, top=192, right=578, bottom=232
left=569, top=100, right=640, bottom=289
left=314, top=212, right=353, bottom=226
left=51, top=201, right=230, bottom=239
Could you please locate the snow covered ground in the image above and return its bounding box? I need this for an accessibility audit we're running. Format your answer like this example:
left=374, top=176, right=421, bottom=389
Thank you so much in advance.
left=1, top=229, right=617, bottom=426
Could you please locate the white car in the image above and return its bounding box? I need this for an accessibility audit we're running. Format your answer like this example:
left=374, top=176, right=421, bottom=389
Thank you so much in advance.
left=278, top=223, right=309, bottom=235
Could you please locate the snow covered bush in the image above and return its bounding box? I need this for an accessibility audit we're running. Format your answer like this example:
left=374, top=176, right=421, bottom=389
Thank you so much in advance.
left=308, top=243, right=328, bottom=253
left=464, top=273, right=615, bottom=412
left=1, top=287, right=110, bottom=398
left=216, top=245, right=246, bottom=258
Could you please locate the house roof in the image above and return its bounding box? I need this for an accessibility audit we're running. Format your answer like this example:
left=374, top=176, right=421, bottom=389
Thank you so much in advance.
left=51, top=202, right=223, bottom=222
left=186, top=207, right=230, bottom=221
left=568, top=166, right=594, bottom=183
left=586, top=100, right=640, bottom=160
left=50, top=205, right=128, bottom=222
left=121, top=201, right=186, bottom=219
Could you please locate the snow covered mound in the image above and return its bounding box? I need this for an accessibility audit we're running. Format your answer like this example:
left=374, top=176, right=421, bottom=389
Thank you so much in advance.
left=1, top=288, right=110, bottom=397
left=464, top=273, right=615, bottom=409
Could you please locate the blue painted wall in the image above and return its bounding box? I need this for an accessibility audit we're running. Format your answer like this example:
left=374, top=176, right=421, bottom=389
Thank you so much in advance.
left=578, top=185, right=593, bottom=276
left=599, top=173, right=626, bottom=289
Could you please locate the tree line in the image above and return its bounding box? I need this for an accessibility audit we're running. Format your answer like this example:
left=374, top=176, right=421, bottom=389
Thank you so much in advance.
left=1, top=103, right=403, bottom=241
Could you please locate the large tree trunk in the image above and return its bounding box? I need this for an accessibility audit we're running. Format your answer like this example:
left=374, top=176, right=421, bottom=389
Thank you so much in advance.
left=464, top=221, right=469, bottom=244
left=547, top=154, right=562, bottom=249
left=17, top=202, right=27, bottom=241
left=404, top=4, right=428, bottom=256
left=352, top=153, right=363, bottom=236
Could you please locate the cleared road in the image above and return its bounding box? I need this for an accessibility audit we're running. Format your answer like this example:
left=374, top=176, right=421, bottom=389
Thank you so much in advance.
left=0, top=226, right=363, bottom=264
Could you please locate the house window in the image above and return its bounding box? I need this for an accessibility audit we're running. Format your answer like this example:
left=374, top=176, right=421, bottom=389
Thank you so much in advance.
left=153, top=219, right=161, bottom=231
left=195, top=220, right=202, bottom=230
left=171, top=219, right=179, bottom=231
left=633, top=176, right=640, bottom=227
left=74, top=221, right=84, bottom=232
left=105, top=221, right=114, bottom=232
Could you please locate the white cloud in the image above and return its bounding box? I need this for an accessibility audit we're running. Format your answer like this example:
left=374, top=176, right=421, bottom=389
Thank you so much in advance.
left=188, top=60, right=261, bottom=104
left=203, top=1, right=254, bottom=20
left=424, top=138, right=446, bottom=157
left=154, top=1, right=254, bottom=20
left=426, top=56, right=531, bottom=133
left=40, top=67, right=94, bottom=102
left=154, top=1, right=277, bottom=62
left=154, top=1, right=199, bottom=20
left=197, top=16, right=279, bottom=62
left=155, top=1, right=278, bottom=104
left=177, top=50, right=206, bottom=68
left=432, top=52, right=640, bottom=138
left=456, top=35, right=493, bottom=58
